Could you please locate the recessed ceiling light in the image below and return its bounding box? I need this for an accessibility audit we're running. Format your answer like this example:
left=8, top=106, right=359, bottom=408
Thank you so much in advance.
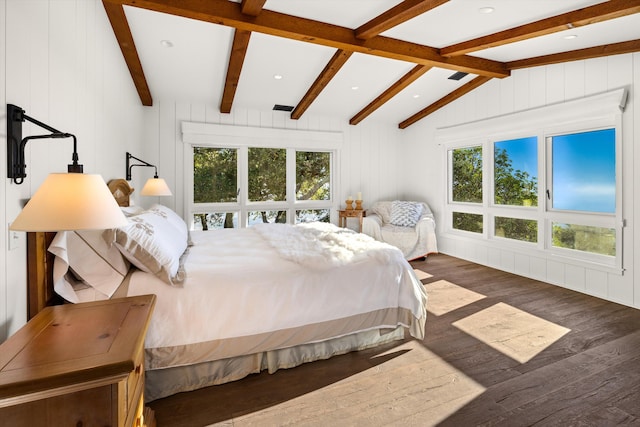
left=160, top=40, right=173, bottom=48
left=478, top=7, right=494, bottom=14
left=563, top=34, right=578, bottom=40
left=273, top=74, right=283, bottom=80
left=351, top=86, right=359, bottom=90
left=413, top=94, right=420, bottom=99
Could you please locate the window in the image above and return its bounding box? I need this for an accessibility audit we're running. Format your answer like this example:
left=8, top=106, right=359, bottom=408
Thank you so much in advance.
left=295, top=151, right=331, bottom=223
left=448, top=130, right=622, bottom=270
left=494, top=137, right=537, bottom=207
left=550, top=129, right=615, bottom=213
left=453, top=212, right=483, bottom=233
left=248, top=148, right=286, bottom=202
left=296, top=209, right=330, bottom=224
left=548, top=128, right=616, bottom=257
left=495, top=216, right=537, bottom=243
left=193, top=147, right=237, bottom=204
left=552, top=222, right=615, bottom=256
left=190, top=146, right=334, bottom=229
left=451, top=146, right=482, bottom=203
left=193, top=147, right=239, bottom=230
left=441, top=88, right=624, bottom=271
left=296, top=151, right=331, bottom=201
left=448, top=128, right=617, bottom=259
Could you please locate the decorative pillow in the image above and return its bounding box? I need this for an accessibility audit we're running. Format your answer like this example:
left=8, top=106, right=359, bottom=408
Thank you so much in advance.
left=372, top=201, right=393, bottom=224
left=148, top=204, right=191, bottom=245
left=390, top=201, right=423, bottom=227
left=121, top=205, right=145, bottom=217
left=48, top=230, right=130, bottom=303
left=105, top=209, right=188, bottom=286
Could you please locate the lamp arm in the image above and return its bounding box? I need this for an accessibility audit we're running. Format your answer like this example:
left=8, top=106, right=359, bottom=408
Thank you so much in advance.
left=7, top=104, right=82, bottom=184
left=14, top=133, right=80, bottom=185
left=22, top=112, right=64, bottom=134
left=126, top=152, right=158, bottom=180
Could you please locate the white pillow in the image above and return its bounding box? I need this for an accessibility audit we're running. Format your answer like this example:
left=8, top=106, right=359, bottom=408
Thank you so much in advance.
left=389, top=201, right=423, bottom=227
left=121, top=205, right=145, bottom=217
left=106, top=209, right=188, bottom=286
left=148, top=204, right=189, bottom=243
left=372, top=201, right=393, bottom=224
left=49, top=230, right=130, bottom=303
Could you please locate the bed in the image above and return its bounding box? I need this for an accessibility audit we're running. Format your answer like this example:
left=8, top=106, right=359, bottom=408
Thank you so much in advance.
left=27, top=180, right=428, bottom=402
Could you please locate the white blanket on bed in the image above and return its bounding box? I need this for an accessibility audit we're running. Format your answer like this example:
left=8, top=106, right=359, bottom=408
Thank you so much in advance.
left=252, top=222, right=399, bottom=268
left=126, top=223, right=427, bottom=370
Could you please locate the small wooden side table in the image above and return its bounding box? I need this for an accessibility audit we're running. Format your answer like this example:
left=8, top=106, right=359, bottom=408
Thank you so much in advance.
left=0, top=294, right=156, bottom=427
left=338, top=209, right=367, bottom=232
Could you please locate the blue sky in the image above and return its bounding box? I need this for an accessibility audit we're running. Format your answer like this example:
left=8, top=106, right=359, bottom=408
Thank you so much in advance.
left=552, top=129, right=615, bottom=213
left=495, top=136, right=538, bottom=179
left=495, top=130, right=615, bottom=213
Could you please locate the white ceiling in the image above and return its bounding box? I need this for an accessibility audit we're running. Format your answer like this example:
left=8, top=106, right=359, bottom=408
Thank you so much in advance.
left=121, top=0, right=640, bottom=125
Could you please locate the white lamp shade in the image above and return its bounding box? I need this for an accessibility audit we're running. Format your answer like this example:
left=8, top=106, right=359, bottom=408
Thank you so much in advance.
left=10, top=173, right=128, bottom=231
left=140, top=177, right=172, bottom=196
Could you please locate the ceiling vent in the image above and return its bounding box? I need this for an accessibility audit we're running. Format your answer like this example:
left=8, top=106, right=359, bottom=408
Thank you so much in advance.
left=448, top=71, right=469, bottom=81
left=273, top=104, right=294, bottom=112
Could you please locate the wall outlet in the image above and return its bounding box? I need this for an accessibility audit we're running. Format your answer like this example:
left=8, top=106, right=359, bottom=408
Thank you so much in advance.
left=8, top=223, right=20, bottom=251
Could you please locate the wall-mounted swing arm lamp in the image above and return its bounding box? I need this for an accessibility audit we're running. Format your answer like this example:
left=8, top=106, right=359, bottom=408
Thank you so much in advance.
left=7, top=104, right=83, bottom=184
left=126, top=152, right=172, bottom=196
left=7, top=104, right=127, bottom=231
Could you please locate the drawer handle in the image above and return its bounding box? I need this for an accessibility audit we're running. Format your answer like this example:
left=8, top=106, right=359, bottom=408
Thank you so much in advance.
left=135, top=364, right=142, bottom=375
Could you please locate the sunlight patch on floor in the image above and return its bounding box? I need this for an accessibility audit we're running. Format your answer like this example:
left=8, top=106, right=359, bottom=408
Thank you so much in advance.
left=413, top=268, right=433, bottom=281
left=218, top=341, right=485, bottom=427
left=424, top=279, right=486, bottom=316
left=453, top=302, right=571, bottom=364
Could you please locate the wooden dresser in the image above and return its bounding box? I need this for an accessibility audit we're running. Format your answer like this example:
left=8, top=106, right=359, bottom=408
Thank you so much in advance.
left=0, top=295, right=156, bottom=427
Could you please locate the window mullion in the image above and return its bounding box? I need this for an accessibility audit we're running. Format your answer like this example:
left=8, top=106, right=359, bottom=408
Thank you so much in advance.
left=287, top=148, right=296, bottom=223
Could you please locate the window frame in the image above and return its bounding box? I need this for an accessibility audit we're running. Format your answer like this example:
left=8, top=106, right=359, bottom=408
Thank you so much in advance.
left=440, top=88, right=625, bottom=273
left=543, top=119, right=622, bottom=265
left=183, top=122, right=341, bottom=229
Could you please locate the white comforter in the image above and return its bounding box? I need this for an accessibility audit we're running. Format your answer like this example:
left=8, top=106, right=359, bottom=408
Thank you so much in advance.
left=127, top=223, right=427, bottom=370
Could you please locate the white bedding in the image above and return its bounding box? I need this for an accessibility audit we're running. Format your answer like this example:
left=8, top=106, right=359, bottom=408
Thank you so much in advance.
left=126, top=223, right=427, bottom=372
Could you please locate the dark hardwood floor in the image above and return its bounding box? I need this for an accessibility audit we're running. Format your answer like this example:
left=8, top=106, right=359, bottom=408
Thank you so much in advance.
left=148, top=254, right=640, bottom=426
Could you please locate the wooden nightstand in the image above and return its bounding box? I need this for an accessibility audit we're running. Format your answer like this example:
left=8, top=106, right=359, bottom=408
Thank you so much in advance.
left=0, top=294, right=156, bottom=427
left=338, top=209, right=367, bottom=232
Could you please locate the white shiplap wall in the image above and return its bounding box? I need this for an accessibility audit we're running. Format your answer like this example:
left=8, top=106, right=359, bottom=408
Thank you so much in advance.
left=0, top=0, right=147, bottom=340
left=402, top=53, right=638, bottom=309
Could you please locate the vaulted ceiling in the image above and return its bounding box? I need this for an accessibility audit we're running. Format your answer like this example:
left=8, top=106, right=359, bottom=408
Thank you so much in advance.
left=102, top=0, right=640, bottom=128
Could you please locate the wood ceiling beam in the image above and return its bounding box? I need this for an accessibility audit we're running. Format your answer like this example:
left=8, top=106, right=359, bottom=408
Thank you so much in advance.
left=441, top=0, right=640, bottom=57
left=291, top=50, right=353, bottom=120
left=220, top=30, right=252, bottom=114
left=221, top=1, right=264, bottom=113
left=355, top=0, right=449, bottom=40
left=240, top=0, right=266, bottom=17
left=103, top=0, right=509, bottom=79
left=102, top=1, right=152, bottom=106
left=350, top=65, right=432, bottom=125
left=399, top=76, right=492, bottom=129
left=507, top=38, right=640, bottom=70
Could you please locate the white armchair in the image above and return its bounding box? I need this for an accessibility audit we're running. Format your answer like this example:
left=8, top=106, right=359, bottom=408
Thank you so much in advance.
left=363, top=201, right=438, bottom=260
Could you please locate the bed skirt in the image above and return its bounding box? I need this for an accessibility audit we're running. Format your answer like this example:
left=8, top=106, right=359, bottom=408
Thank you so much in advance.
left=145, top=326, right=406, bottom=402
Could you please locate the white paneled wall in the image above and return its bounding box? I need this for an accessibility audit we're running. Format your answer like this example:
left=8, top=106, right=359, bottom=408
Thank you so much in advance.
left=142, top=103, right=405, bottom=226
left=402, top=53, right=638, bottom=309
left=0, top=0, right=146, bottom=340
left=0, top=0, right=7, bottom=344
